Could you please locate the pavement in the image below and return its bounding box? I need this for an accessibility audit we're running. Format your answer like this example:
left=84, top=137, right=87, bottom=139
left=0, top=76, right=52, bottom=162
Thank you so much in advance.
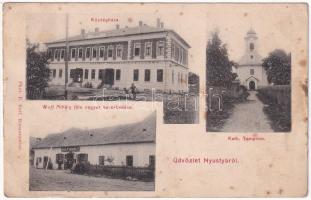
left=29, top=167, right=155, bottom=191
left=220, top=91, right=273, bottom=132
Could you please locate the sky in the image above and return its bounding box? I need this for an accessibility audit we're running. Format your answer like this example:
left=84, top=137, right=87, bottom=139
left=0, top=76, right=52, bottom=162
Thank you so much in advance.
left=26, top=3, right=300, bottom=77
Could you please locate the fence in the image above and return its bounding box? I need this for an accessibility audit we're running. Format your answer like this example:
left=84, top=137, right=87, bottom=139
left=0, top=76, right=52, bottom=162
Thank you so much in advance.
left=82, top=164, right=155, bottom=181
left=27, top=88, right=45, bottom=100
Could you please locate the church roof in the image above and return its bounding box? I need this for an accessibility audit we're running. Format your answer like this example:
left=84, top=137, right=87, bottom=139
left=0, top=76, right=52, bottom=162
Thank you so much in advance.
left=32, top=112, right=156, bottom=149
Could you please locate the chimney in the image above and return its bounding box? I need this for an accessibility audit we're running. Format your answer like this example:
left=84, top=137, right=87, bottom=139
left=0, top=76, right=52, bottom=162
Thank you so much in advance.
left=116, top=24, right=120, bottom=29
left=160, top=22, right=164, bottom=28
left=81, top=29, right=85, bottom=37
left=157, top=18, right=161, bottom=28
left=95, top=27, right=99, bottom=33
left=139, top=20, right=143, bottom=27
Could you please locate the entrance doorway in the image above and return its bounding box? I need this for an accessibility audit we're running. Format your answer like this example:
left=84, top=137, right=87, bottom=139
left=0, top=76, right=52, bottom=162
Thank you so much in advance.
left=72, top=68, right=83, bottom=83
left=249, top=81, right=256, bottom=90
left=102, top=69, right=115, bottom=86
left=64, top=153, right=75, bottom=170
left=43, top=156, right=49, bottom=169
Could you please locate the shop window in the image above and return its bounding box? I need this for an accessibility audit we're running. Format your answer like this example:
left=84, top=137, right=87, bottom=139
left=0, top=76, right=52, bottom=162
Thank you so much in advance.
left=157, top=69, right=163, bottom=82
left=126, top=155, right=133, bottom=167
left=145, top=69, right=151, bottom=82
left=133, top=69, right=139, bottom=81
left=99, top=156, right=105, bottom=165
left=56, top=153, right=64, bottom=164
left=77, top=154, right=88, bottom=163
left=116, top=69, right=121, bottom=81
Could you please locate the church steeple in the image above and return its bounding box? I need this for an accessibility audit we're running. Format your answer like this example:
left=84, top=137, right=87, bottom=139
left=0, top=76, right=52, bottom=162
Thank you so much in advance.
left=239, top=28, right=262, bottom=65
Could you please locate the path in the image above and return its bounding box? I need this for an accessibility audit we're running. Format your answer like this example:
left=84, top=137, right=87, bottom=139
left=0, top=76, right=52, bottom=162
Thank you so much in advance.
left=221, top=91, right=273, bottom=132
left=29, top=168, right=154, bottom=191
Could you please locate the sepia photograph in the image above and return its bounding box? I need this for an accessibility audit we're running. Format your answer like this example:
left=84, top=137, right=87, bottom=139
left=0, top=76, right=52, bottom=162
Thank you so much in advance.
left=29, top=110, right=156, bottom=191
left=206, top=23, right=291, bottom=132
left=26, top=14, right=200, bottom=124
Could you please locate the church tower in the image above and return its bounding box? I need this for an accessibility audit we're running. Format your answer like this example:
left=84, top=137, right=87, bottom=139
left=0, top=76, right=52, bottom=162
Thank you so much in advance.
left=235, top=28, right=268, bottom=90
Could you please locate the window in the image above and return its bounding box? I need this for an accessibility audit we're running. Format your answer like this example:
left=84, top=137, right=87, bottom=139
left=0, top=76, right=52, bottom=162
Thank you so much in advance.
left=91, top=69, right=95, bottom=79
left=134, top=43, right=141, bottom=57
left=171, top=43, right=175, bottom=59
left=59, top=69, right=63, bottom=78
left=99, top=156, right=105, bottom=165
left=172, top=70, right=174, bottom=84
left=52, top=69, right=56, bottom=78
left=145, top=69, right=151, bottom=82
left=60, top=49, right=65, bottom=59
left=126, top=155, right=133, bottom=167
left=250, top=55, right=254, bottom=59
left=176, top=47, right=179, bottom=61
left=133, top=69, right=139, bottom=81
left=179, top=48, right=182, bottom=62
left=37, top=157, right=42, bottom=163
left=145, top=42, right=152, bottom=57
left=250, top=43, right=254, bottom=51
left=108, top=46, right=113, bottom=58
left=98, top=69, right=104, bottom=80
left=77, top=154, right=88, bottom=163
left=54, top=49, right=59, bottom=60
left=99, top=47, right=105, bottom=58
left=71, top=48, right=76, bottom=59
left=116, top=45, right=123, bottom=58
left=157, top=41, right=164, bottom=56
left=157, top=69, right=163, bottom=82
left=56, top=153, right=64, bottom=164
left=92, top=47, right=97, bottom=58
left=250, top=69, right=254, bottom=75
left=149, top=155, right=155, bottom=168
left=116, top=69, right=121, bottom=81
left=84, top=69, right=89, bottom=79
left=86, top=47, right=91, bottom=59
left=78, top=48, right=83, bottom=58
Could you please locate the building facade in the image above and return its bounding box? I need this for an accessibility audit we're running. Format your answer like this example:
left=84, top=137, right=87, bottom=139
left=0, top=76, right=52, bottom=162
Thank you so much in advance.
left=46, top=19, right=190, bottom=93
left=32, top=113, right=156, bottom=170
left=234, top=29, right=268, bottom=90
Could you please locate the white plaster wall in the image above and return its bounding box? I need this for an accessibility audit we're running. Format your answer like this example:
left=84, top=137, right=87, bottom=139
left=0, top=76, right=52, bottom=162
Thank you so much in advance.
left=236, top=65, right=268, bottom=89
left=33, top=143, right=155, bottom=170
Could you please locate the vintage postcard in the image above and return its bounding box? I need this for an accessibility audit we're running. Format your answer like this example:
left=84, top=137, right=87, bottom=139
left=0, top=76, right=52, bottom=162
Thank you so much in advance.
left=3, top=2, right=308, bottom=197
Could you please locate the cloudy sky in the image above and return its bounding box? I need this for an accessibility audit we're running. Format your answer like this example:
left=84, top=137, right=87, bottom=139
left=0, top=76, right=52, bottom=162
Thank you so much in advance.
left=26, top=3, right=302, bottom=77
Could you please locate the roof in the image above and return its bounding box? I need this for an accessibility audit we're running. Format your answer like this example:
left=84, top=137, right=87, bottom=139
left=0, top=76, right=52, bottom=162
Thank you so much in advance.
left=47, top=24, right=191, bottom=48
left=32, top=112, right=156, bottom=149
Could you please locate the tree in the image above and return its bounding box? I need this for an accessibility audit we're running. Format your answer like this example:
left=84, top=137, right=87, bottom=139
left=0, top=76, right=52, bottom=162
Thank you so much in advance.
left=26, top=43, right=50, bottom=99
left=262, top=49, right=291, bottom=85
left=206, top=31, right=237, bottom=88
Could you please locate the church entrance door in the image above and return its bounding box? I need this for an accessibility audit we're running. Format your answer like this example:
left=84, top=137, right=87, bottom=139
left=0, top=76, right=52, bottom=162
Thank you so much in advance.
left=249, top=81, right=256, bottom=90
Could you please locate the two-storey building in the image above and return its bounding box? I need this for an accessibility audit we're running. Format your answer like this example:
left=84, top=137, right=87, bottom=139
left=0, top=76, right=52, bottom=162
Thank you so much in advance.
left=46, top=19, right=190, bottom=93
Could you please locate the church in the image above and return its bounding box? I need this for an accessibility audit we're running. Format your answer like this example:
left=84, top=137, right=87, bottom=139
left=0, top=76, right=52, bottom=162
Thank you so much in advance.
left=233, top=28, right=268, bottom=90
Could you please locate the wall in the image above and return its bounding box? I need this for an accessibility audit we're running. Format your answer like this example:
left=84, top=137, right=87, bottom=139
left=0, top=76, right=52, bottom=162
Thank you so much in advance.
left=34, top=142, right=155, bottom=170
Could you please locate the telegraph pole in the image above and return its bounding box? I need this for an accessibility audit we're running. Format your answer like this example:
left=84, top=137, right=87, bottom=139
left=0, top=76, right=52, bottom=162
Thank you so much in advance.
left=64, top=14, right=69, bottom=99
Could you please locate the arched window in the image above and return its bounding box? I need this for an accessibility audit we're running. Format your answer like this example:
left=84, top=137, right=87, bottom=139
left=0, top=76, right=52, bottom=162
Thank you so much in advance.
left=250, top=43, right=254, bottom=51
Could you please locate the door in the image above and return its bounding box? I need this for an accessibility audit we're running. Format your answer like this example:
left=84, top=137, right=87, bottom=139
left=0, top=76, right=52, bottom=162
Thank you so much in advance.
left=64, top=153, right=74, bottom=169
left=73, top=68, right=83, bottom=83
left=103, top=69, right=115, bottom=86
left=249, top=81, right=256, bottom=90
left=43, top=156, right=49, bottom=169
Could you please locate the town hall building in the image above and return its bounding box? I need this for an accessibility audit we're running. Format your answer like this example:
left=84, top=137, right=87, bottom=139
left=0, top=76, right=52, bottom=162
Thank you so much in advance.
left=46, top=19, right=190, bottom=93
left=234, top=28, right=268, bottom=90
